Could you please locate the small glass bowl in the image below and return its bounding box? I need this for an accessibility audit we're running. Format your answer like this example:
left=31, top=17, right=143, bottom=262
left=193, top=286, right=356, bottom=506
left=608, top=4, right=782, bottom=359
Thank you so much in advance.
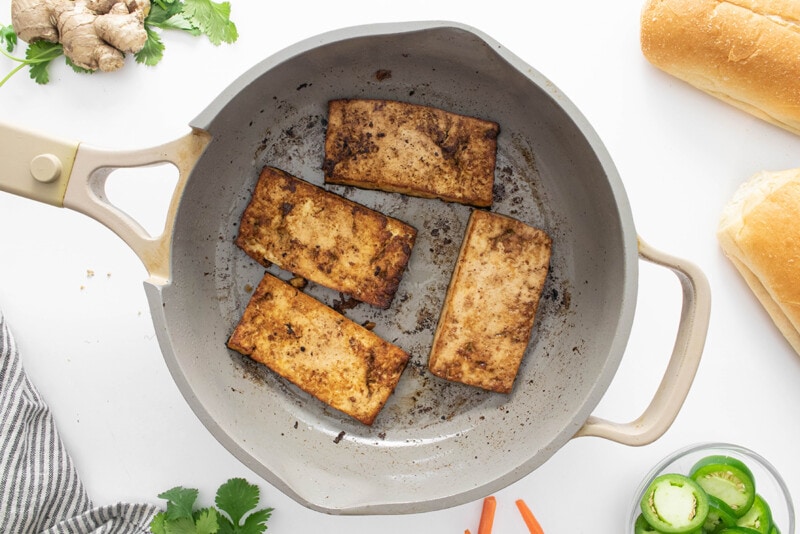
left=628, top=443, right=795, bottom=533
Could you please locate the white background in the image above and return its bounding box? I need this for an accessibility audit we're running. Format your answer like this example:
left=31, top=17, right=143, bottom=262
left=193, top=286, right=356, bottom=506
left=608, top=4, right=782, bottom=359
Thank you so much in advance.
left=1, top=1, right=799, bottom=532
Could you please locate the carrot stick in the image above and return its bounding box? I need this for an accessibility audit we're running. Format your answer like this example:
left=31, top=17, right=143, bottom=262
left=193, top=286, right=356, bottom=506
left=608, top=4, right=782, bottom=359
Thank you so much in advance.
left=465, top=530, right=472, bottom=534
left=516, top=499, right=544, bottom=534
left=477, top=496, right=497, bottom=534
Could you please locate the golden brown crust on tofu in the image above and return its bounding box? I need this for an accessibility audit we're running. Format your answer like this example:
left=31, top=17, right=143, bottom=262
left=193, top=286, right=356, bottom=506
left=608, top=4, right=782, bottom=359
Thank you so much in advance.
left=227, top=273, right=410, bottom=425
left=235, top=166, right=417, bottom=309
left=323, top=99, right=499, bottom=207
left=428, top=210, right=552, bottom=393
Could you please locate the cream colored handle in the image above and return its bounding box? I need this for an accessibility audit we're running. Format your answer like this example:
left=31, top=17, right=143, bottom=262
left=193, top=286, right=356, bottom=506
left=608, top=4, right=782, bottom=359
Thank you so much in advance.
left=63, top=129, right=211, bottom=283
left=0, top=120, right=211, bottom=284
left=0, top=121, right=79, bottom=206
left=574, top=237, right=711, bottom=446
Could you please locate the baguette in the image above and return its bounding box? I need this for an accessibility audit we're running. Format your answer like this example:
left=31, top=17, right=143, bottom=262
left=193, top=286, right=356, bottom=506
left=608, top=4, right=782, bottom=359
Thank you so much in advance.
left=323, top=99, right=499, bottom=207
left=227, top=272, right=410, bottom=425
left=641, top=0, right=800, bottom=136
left=428, top=210, right=552, bottom=393
left=235, top=166, right=416, bottom=309
left=717, top=168, right=800, bottom=355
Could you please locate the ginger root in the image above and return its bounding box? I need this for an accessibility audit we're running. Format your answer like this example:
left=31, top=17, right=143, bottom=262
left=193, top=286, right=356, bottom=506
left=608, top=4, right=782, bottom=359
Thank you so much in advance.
left=10, top=0, right=150, bottom=72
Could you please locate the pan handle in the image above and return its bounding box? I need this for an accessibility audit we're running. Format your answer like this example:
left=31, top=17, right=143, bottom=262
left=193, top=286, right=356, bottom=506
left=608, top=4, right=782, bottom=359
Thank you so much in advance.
left=64, top=129, right=211, bottom=283
left=573, top=236, right=711, bottom=446
left=0, top=121, right=211, bottom=283
left=0, top=121, right=78, bottom=206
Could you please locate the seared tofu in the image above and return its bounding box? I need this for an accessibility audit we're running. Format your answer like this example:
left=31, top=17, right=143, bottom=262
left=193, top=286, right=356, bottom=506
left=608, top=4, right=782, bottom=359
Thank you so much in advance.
left=235, top=166, right=417, bottom=309
left=227, top=272, right=410, bottom=425
left=323, top=99, right=499, bottom=207
left=428, top=210, right=552, bottom=393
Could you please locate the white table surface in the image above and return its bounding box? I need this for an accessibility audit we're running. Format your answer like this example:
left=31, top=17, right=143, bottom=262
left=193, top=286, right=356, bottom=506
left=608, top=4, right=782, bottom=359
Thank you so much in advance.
left=2, top=1, right=799, bottom=532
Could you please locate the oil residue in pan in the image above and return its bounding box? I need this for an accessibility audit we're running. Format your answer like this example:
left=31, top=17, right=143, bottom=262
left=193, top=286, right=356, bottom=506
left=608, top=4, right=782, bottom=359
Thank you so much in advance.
left=215, top=109, right=575, bottom=433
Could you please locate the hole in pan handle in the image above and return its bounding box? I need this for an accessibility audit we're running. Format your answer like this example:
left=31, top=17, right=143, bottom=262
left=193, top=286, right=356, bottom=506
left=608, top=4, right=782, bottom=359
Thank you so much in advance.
left=0, top=121, right=211, bottom=284
left=574, top=236, right=712, bottom=446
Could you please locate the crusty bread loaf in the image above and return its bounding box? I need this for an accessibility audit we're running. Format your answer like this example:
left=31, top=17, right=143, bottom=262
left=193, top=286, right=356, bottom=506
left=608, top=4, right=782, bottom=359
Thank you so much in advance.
left=641, top=0, right=800, bottom=136
left=227, top=272, right=410, bottom=425
left=718, top=168, right=800, bottom=355
left=428, top=210, right=552, bottom=393
left=323, top=99, right=499, bottom=207
left=235, top=166, right=416, bottom=309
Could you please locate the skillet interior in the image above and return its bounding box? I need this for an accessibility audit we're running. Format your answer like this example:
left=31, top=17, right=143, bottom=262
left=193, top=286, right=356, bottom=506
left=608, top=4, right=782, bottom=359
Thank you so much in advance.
left=150, top=22, right=639, bottom=514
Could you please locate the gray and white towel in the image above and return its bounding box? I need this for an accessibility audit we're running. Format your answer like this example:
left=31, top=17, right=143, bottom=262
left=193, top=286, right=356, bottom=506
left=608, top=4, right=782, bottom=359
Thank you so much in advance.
left=0, top=310, right=160, bottom=533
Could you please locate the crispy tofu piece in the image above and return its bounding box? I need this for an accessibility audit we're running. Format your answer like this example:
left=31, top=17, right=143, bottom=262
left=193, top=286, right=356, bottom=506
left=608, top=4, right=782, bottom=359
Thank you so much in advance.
left=323, top=99, right=499, bottom=207
left=428, top=210, right=552, bottom=393
left=235, top=166, right=417, bottom=309
left=227, top=273, right=410, bottom=425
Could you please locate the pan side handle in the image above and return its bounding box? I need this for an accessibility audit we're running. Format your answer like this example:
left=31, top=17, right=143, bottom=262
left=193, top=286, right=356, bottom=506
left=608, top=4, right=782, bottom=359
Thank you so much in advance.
left=64, top=128, right=211, bottom=284
left=573, top=236, right=711, bottom=446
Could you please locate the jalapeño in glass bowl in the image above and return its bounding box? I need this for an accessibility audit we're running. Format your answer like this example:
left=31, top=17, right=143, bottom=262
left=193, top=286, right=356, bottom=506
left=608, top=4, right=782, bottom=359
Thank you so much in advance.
left=629, top=443, right=795, bottom=534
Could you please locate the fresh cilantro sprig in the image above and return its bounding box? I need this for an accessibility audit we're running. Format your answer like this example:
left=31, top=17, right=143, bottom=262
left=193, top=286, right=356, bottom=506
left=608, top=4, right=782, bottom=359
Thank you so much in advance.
left=0, top=0, right=237, bottom=87
left=0, top=27, right=62, bottom=85
left=136, top=0, right=238, bottom=66
left=150, top=478, right=273, bottom=534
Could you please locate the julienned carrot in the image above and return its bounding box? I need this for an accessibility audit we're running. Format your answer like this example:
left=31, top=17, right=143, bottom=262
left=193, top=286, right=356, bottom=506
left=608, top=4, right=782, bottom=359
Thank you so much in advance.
left=477, top=496, right=497, bottom=534
left=515, top=499, right=544, bottom=534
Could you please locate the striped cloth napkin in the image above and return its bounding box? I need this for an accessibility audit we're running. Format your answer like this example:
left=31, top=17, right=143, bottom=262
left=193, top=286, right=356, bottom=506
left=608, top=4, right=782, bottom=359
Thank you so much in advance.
left=0, top=310, right=159, bottom=533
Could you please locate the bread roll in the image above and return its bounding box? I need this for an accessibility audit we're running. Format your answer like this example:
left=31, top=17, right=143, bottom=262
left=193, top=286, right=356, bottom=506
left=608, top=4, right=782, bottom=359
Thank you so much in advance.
left=641, top=0, right=800, bottom=136
left=717, top=168, right=800, bottom=355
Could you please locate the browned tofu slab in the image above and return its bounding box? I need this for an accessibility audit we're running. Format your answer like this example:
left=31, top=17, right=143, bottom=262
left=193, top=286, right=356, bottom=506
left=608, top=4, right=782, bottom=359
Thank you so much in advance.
left=428, top=210, right=552, bottom=393
left=235, top=166, right=417, bottom=309
left=227, top=273, right=410, bottom=425
left=323, top=99, right=499, bottom=207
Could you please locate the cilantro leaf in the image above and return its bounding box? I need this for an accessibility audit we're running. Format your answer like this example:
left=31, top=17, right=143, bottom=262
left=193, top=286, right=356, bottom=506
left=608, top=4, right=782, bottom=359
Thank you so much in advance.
left=151, top=479, right=271, bottom=534
left=150, top=512, right=168, bottom=534
left=151, top=15, right=201, bottom=35
left=136, top=26, right=166, bottom=66
left=162, top=517, right=197, bottom=534
left=216, top=507, right=273, bottom=534
left=0, top=24, right=17, bottom=53
left=240, top=509, right=273, bottom=534
left=146, top=1, right=195, bottom=32
left=159, top=486, right=200, bottom=522
left=215, top=478, right=259, bottom=526
left=181, top=0, right=238, bottom=45
left=215, top=478, right=273, bottom=534
left=151, top=0, right=178, bottom=11
left=146, top=2, right=178, bottom=25
left=193, top=508, right=220, bottom=534
left=25, top=41, right=63, bottom=84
